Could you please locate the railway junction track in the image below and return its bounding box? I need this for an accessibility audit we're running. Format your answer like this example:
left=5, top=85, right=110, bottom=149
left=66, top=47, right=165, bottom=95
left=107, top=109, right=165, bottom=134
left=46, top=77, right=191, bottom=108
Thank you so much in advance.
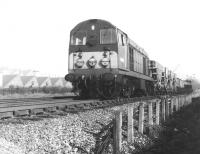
left=0, top=91, right=199, bottom=120
left=0, top=95, right=156, bottom=119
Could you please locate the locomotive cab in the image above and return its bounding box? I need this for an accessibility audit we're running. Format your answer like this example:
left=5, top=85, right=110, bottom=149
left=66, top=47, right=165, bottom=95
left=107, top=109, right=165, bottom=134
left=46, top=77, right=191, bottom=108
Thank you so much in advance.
left=68, top=19, right=119, bottom=73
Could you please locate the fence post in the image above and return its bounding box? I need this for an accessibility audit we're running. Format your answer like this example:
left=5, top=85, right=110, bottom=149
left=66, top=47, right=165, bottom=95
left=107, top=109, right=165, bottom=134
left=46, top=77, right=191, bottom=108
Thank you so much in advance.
left=170, top=98, right=174, bottom=115
left=190, top=94, right=192, bottom=104
left=138, top=102, right=144, bottom=134
left=187, top=95, right=189, bottom=105
left=180, top=96, right=183, bottom=108
left=178, top=96, right=180, bottom=109
left=165, top=98, right=169, bottom=118
left=185, top=95, right=187, bottom=106
left=161, top=98, right=166, bottom=122
left=184, top=95, right=186, bottom=106
left=177, top=97, right=180, bottom=111
left=113, top=111, right=122, bottom=154
left=182, top=96, right=184, bottom=107
left=177, top=96, right=180, bottom=110
left=148, top=101, right=153, bottom=125
left=128, top=104, right=134, bottom=143
left=156, top=99, right=160, bottom=125
left=185, top=95, right=188, bottom=106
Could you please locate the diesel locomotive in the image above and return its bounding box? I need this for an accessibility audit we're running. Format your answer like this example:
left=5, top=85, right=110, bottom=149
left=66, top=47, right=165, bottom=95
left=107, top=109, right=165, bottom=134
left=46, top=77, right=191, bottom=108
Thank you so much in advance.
left=65, top=19, right=192, bottom=98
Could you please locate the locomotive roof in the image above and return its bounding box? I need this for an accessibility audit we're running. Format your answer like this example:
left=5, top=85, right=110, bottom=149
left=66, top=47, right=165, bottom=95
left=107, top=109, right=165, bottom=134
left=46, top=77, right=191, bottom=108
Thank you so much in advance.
left=71, top=19, right=149, bottom=57
left=71, top=19, right=116, bottom=33
left=128, top=39, right=149, bottom=57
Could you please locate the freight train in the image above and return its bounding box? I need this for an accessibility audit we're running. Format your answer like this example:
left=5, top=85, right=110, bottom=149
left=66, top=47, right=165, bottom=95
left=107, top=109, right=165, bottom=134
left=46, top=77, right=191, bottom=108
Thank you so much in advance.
left=65, top=19, right=192, bottom=98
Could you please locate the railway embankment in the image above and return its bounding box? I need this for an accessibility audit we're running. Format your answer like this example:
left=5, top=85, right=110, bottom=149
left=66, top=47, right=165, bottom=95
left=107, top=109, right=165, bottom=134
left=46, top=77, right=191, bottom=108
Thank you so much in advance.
left=0, top=94, right=199, bottom=154
left=136, top=97, right=200, bottom=154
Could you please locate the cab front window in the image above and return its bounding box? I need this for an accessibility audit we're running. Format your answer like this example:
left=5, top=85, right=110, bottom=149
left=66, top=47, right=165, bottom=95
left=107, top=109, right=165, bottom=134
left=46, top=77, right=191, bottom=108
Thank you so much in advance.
left=71, top=31, right=87, bottom=45
left=100, top=28, right=117, bottom=44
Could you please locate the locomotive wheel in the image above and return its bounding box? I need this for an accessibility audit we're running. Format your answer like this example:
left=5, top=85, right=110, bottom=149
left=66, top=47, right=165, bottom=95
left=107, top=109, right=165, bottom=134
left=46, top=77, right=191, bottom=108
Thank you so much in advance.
left=73, top=89, right=81, bottom=96
left=79, top=85, right=98, bottom=99
left=134, top=89, right=147, bottom=97
left=75, top=88, right=89, bottom=99
left=122, top=87, right=132, bottom=98
left=74, top=79, right=90, bottom=99
left=98, top=81, right=121, bottom=99
left=72, top=84, right=82, bottom=97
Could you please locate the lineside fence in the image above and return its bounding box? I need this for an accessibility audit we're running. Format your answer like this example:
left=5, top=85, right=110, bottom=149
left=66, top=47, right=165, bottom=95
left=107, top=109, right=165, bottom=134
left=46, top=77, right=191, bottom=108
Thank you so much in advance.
left=95, top=92, right=200, bottom=154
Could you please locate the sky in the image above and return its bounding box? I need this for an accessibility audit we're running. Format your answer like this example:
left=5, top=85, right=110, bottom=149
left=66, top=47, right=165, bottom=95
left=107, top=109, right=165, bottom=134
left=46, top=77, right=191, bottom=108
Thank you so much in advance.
left=0, top=0, right=199, bottom=80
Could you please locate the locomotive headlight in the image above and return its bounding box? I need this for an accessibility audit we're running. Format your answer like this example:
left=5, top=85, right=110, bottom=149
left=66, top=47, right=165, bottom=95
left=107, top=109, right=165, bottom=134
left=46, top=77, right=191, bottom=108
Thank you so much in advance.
left=100, top=57, right=110, bottom=67
left=88, top=56, right=97, bottom=67
left=75, top=58, right=84, bottom=68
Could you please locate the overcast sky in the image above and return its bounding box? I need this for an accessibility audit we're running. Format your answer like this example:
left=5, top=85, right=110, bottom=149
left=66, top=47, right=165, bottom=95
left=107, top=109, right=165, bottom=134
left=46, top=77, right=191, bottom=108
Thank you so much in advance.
left=0, top=0, right=199, bottom=80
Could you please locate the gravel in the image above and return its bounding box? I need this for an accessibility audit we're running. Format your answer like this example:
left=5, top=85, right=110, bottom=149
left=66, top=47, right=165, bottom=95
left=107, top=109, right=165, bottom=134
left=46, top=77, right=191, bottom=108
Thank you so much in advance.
left=0, top=109, right=114, bottom=154
left=0, top=137, right=24, bottom=154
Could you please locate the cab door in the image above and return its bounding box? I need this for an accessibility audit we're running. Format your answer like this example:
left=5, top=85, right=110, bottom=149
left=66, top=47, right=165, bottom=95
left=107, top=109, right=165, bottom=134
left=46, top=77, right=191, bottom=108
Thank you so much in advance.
left=117, top=30, right=128, bottom=70
left=143, top=57, right=146, bottom=75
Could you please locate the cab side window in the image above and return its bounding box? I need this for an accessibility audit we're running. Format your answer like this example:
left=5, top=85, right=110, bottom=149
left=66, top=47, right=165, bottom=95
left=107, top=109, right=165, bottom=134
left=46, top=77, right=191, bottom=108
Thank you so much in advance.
left=129, top=47, right=134, bottom=71
left=118, top=32, right=126, bottom=46
left=118, top=33, right=122, bottom=45
left=121, top=34, right=124, bottom=46
left=122, top=35, right=126, bottom=45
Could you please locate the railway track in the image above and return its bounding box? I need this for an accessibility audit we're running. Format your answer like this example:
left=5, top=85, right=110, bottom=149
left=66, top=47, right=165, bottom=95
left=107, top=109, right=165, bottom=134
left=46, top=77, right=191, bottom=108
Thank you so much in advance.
left=0, top=95, right=156, bottom=119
